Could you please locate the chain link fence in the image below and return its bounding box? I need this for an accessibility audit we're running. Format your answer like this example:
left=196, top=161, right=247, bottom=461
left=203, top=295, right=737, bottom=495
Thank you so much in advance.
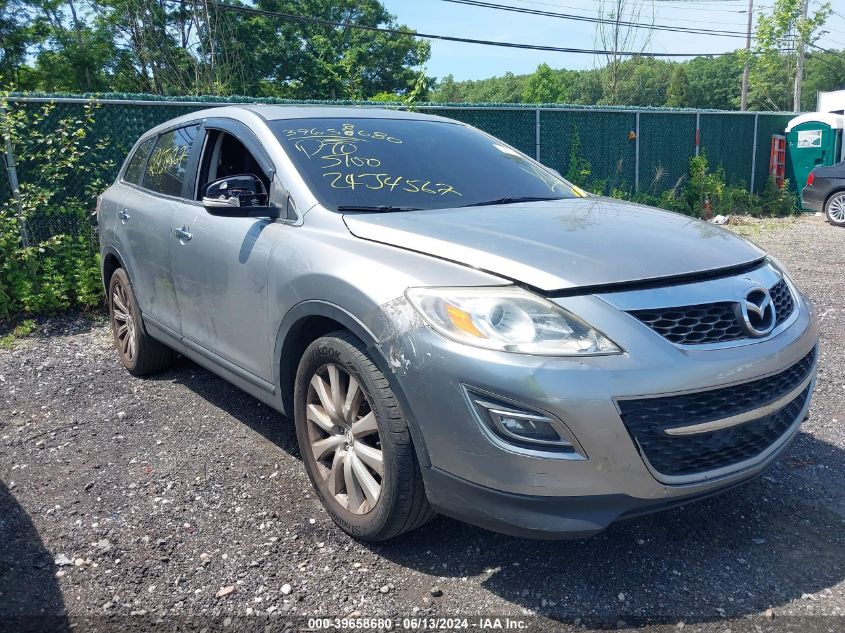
left=2, top=93, right=796, bottom=242
left=638, top=112, right=697, bottom=196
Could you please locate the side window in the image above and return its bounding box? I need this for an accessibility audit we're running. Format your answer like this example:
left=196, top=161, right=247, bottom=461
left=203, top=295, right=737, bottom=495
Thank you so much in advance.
left=123, top=138, right=154, bottom=185
left=196, top=130, right=270, bottom=200
left=144, top=125, right=198, bottom=197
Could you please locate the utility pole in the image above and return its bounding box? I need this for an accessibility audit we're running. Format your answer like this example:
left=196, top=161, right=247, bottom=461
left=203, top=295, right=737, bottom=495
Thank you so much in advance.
left=611, top=0, right=622, bottom=103
left=202, top=0, right=217, bottom=94
left=793, top=0, right=808, bottom=112
left=740, top=0, right=753, bottom=111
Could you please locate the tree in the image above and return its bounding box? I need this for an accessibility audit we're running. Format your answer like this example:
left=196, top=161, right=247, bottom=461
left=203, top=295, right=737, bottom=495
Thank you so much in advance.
left=685, top=53, right=744, bottom=110
left=568, top=69, right=603, bottom=105
left=522, top=63, right=565, bottom=103
left=192, top=0, right=431, bottom=99
left=473, top=72, right=527, bottom=102
left=613, top=57, right=672, bottom=106
left=0, top=0, right=49, bottom=87
left=29, top=21, right=116, bottom=92
left=0, top=0, right=430, bottom=98
left=494, top=71, right=523, bottom=103
left=432, top=74, right=462, bottom=102
left=752, top=0, right=831, bottom=111
left=666, top=65, right=689, bottom=108
left=595, top=0, right=654, bottom=104
left=802, top=51, right=845, bottom=111
left=746, top=57, right=792, bottom=112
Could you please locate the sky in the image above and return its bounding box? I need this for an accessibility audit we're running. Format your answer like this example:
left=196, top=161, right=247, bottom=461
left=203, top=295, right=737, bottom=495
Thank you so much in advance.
left=380, top=0, right=845, bottom=81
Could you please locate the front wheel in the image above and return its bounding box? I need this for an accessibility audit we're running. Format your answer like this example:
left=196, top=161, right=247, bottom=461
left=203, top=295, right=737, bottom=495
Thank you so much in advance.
left=293, top=331, right=433, bottom=541
left=108, top=268, right=174, bottom=376
left=825, top=191, right=845, bottom=227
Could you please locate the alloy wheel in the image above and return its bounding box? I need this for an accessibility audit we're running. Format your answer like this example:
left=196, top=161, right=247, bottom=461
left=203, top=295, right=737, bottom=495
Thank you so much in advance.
left=111, top=280, right=137, bottom=362
left=828, top=193, right=845, bottom=223
left=306, top=363, right=384, bottom=514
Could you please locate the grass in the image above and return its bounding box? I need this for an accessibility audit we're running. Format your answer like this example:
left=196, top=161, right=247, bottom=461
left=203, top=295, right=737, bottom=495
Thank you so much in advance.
left=0, top=319, right=37, bottom=350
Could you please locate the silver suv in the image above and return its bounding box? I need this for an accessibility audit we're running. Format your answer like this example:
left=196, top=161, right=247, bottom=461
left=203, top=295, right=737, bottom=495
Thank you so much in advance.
left=98, top=106, right=819, bottom=541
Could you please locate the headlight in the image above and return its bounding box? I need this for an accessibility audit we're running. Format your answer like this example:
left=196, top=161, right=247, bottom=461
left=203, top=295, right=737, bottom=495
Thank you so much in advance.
left=405, top=286, right=621, bottom=355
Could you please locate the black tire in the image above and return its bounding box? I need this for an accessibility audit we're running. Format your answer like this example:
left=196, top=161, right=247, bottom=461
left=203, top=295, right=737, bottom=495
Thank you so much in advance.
left=108, top=268, right=174, bottom=376
left=825, top=191, right=845, bottom=227
left=293, top=331, right=433, bottom=541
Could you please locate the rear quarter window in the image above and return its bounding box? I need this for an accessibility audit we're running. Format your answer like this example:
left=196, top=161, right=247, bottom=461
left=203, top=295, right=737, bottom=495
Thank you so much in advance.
left=123, top=138, right=154, bottom=185
left=144, top=125, right=199, bottom=197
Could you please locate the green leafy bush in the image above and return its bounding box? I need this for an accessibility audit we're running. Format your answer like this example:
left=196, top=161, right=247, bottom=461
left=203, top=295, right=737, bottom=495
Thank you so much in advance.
left=565, top=126, right=592, bottom=188
left=759, top=176, right=796, bottom=216
left=684, top=154, right=725, bottom=215
left=575, top=146, right=796, bottom=219
left=0, top=95, right=109, bottom=320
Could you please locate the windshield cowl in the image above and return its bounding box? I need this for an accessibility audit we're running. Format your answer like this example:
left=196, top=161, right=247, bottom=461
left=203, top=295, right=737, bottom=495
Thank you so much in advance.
left=460, top=196, right=569, bottom=208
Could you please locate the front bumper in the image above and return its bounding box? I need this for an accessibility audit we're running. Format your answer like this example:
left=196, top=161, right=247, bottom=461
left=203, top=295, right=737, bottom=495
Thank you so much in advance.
left=422, top=461, right=775, bottom=539
left=377, top=271, right=819, bottom=538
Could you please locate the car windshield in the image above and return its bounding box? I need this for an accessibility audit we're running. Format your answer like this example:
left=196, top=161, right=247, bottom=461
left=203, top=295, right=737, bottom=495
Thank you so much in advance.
left=270, top=117, right=579, bottom=211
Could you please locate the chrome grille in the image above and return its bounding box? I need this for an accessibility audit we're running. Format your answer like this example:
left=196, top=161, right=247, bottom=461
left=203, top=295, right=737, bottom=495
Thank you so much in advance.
left=629, top=278, right=795, bottom=345
left=617, top=348, right=815, bottom=478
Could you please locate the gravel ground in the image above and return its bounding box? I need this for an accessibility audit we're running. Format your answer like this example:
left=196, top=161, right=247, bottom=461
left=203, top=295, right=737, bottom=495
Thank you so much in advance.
left=1, top=215, right=843, bottom=632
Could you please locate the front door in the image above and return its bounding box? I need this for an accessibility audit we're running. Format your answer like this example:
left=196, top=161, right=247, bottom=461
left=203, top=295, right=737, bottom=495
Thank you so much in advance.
left=170, top=126, right=279, bottom=382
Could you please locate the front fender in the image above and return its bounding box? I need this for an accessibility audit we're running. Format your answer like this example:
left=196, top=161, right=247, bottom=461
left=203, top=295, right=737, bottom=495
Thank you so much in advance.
left=273, top=299, right=432, bottom=468
left=273, top=299, right=379, bottom=390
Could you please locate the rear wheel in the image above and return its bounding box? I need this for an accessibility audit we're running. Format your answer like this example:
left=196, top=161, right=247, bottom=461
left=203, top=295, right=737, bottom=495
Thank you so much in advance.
left=293, top=331, right=433, bottom=541
left=108, top=268, right=174, bottom=376
left=825, top=191, right=845, bottom=227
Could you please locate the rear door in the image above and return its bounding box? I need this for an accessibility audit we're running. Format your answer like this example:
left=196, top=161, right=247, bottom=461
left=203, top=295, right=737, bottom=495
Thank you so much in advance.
left=170, top=119, right=281, bottom=383
left=116, top=124, right=200, bottom=335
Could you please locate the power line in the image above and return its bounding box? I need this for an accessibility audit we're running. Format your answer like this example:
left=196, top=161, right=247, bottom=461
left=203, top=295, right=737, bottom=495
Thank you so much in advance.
left=650, top=0, right=773, bottom=11
left=168, top=0, right=734, bottom=57
left=440, top=0, right=750, bottom=37
left=652, top=0, right=762, bottom=3
left=817, top=36, right=845, bottom=47
left=508, top=0, right=754, bottom=25
left=509, top=0, right=842, bottom=47
left=651, top=1, right=770, bottom=9
left=809, top=42, right=838, bottom=54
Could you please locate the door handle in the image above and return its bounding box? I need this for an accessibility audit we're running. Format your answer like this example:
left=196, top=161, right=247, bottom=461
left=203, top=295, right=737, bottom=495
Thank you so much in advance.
left=119, top=208, right=130, bottom=223
left=173, top=225, right=192, bottom=242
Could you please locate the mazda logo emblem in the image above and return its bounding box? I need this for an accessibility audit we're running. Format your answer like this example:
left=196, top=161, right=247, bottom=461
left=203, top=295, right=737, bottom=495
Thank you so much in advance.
left=737, top=286, right=776, bottom=337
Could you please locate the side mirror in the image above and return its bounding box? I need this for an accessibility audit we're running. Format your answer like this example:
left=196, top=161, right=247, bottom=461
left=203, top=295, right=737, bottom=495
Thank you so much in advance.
left=202, top=174, right=279, bottom=219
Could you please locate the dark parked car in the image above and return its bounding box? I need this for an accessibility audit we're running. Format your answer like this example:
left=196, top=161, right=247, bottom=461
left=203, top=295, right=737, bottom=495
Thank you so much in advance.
left=802, top=160, right=845, bottom=226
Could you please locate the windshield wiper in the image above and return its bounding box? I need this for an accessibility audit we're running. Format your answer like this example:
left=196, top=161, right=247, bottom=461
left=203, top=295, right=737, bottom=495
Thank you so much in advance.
left=460, top=196, right=567, bottom=208
left=337, top=205, right=421, bottom=213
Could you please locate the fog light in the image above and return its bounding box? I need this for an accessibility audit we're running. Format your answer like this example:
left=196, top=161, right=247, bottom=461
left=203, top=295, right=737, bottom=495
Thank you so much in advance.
left=490, top=409, right=563, bottom=443
left=464, top=386, right=583, bottom=454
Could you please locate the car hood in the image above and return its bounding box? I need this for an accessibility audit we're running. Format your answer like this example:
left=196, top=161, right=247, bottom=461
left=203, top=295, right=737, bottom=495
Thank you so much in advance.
left=342, top=197, right=766, bottom=292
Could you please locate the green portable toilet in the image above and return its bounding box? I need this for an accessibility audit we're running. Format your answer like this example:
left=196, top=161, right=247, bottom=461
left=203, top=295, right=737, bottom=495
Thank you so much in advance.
left=786, top=112, right=844, bottom=209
